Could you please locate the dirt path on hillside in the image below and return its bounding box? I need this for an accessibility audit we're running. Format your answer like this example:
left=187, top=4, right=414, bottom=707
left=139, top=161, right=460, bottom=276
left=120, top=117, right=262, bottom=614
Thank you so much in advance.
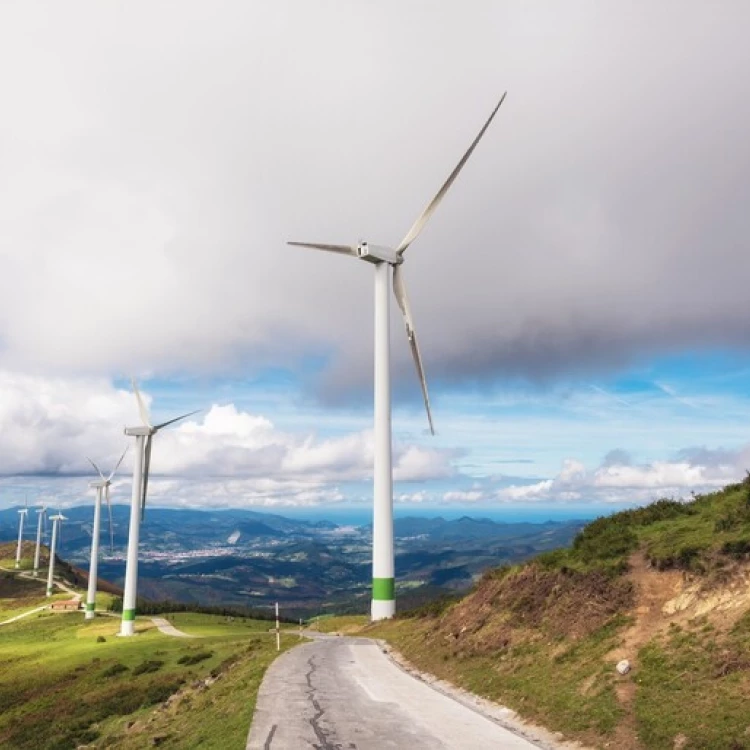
left=150, top=617, right=199, bottom=638
left=604, top=554, right=682, bottom=750
left=609, top=553, right=683, bottom=666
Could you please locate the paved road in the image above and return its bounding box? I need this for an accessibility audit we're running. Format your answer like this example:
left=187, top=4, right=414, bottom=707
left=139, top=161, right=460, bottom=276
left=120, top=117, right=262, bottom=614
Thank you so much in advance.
left=150, top=617, right=197, bottom=638
left=246, top=635, right=542, bottom=750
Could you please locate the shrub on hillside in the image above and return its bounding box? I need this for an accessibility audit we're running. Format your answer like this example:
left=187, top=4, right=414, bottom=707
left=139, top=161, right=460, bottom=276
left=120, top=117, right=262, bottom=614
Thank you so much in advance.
left=536, top=549, right=569, bottom=570
left=132, top=659, right=164, bottom=676
left=399, top=594, right=460, bottom=619
left=101, top=662, right=128, bottom=677
left=177, top=651, right=213, bottom=666
left=572, top=520, right=638, bottom=563
left=721, top=539, right=750, bottom=558
left=649, top=543, right=709, bottom=571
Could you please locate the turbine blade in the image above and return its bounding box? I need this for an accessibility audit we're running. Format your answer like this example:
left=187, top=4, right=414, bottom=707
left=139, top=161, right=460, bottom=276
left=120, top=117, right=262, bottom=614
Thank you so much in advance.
left=106, top=485, right=114, bottom=554
left=396, top=93, right=507, bottom=256
left=392, top=265, right=435, bottom=435
left=141, top=435, right=153, bottom=521
left=287, top=241, right=357, bottom=257
left=131, top=377, right=152, bottom=428
left=108, top=446, right=128, bottom=481
left=153, top=409, right=200, bottom=432
left=87, top=457, right=106, bottom=481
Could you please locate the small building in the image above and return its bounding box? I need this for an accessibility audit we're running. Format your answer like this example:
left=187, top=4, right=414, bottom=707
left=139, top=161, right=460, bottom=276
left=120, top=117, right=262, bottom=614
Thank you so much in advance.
left=50, top=599, right=80, bottom=611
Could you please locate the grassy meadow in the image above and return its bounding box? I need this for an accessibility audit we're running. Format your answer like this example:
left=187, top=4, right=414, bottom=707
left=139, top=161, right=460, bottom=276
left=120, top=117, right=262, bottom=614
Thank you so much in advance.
left=0, top=583, right=290, bottom=749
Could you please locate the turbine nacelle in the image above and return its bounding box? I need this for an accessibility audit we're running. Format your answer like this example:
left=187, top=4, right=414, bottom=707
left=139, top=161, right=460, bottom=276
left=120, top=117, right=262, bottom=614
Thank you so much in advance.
left=124, top=426, right=153, bottom=437
left=356, top=243, right=402, bottom=265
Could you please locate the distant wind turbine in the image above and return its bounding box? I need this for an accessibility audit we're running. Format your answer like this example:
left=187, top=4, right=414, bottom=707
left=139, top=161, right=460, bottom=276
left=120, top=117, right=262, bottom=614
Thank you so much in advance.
left=85, top=448, right=127, bottom=621
left=33, top=504, right=47, bottom=577
left=15, top=497, right=28, bottom=569
left=288, top=94, right=506, bottom=620
left=119, top=379, right=199, bottom=636
left=46, top=512, right=66, bottom=597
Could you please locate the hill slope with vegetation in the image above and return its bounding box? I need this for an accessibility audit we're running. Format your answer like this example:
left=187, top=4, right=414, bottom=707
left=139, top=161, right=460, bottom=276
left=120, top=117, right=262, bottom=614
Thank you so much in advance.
left=369, top=481, right=750, bottom=750
left=0, top=549, right=289, bottom=750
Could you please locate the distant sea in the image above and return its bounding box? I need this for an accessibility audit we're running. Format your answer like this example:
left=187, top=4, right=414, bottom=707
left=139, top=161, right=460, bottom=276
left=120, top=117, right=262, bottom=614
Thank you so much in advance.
left=279, top=505, right=620, bottom=526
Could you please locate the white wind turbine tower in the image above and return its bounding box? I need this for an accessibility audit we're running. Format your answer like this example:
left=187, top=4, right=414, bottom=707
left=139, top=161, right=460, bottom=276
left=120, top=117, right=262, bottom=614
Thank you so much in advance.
left=85, top=449, right=127, bottom=620
left=289, top=95, right=506, bottom=620
left=119, top=379, right=199, bottom=636
left=33, top=505, right=47, bottom=577
left=46, top=511, right=66, bottom=597
left=15, top=497, right=29, bottom=569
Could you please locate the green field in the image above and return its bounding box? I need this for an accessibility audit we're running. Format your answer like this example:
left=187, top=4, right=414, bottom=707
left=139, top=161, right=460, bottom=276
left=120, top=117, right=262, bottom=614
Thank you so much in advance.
left=0, top=592, right=290, bottom=749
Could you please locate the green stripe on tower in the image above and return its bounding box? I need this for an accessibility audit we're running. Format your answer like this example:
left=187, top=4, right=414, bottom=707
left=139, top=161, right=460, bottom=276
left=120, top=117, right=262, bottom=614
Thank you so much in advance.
left=372, top=577, right=395, bottom=601
left=122, top=609, right=136, bottom=621
left=85, top=602, right=95, bottom=612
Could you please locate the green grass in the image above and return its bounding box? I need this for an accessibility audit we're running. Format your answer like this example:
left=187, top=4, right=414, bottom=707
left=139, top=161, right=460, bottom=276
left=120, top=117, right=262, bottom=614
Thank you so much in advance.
left=0, top=610, right=290, bottom=749
left=634, top=615, right=750, bottom=749
left=162, top=612, right=281, bottom=637
left=538, top=485, right=750, bottom=575
left=309, top=614, right=369, bottom=633
left=0, top=570, right=72, bottom=622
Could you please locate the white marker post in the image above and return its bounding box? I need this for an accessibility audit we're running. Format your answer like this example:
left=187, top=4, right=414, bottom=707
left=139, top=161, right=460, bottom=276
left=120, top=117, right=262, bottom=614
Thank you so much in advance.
left=275, top=602, right=280, bottom=652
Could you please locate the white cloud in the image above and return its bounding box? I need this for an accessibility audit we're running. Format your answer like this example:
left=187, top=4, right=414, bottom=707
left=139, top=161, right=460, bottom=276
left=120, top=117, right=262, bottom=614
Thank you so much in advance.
left=496, top=452, right=741, bottom=505
left=0, top=371, right=456, bottom=507
left=442, top=490, right=485, bottom=503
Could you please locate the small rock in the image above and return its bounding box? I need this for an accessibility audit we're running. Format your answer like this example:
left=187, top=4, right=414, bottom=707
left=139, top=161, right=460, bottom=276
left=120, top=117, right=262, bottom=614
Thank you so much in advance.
left=616, top=659, right=631, bottom=675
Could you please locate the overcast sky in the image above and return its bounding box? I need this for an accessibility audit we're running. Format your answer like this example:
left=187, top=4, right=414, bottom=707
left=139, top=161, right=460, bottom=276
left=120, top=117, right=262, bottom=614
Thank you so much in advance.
left=2, top=1, right=750, bottom=514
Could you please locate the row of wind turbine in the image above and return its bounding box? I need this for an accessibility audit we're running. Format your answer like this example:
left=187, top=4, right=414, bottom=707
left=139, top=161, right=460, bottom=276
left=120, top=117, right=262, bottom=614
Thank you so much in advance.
left=13, top=380, right=196, bottom=631
left=12, top=498, right=66, bottom=597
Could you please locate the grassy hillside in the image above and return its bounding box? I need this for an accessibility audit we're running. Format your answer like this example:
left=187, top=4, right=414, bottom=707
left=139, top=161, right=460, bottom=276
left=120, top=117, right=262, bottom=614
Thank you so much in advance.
left=0, top=557, right=288, bottom=750
left=368, top=481, right=750, bottom=750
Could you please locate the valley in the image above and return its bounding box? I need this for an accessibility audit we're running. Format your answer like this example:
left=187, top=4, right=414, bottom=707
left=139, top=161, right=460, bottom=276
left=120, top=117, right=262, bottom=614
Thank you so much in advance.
left=0, top=507, right=584, bottom=616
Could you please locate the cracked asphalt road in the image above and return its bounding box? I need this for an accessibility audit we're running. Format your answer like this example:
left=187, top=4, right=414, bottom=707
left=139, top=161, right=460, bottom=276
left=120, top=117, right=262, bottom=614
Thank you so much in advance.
left=246, top=634, right=541, bottom=749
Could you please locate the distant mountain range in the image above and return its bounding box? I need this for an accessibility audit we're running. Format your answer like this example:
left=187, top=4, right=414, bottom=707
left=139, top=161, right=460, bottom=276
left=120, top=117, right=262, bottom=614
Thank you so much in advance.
left=0, top=505, right=585, bottom=616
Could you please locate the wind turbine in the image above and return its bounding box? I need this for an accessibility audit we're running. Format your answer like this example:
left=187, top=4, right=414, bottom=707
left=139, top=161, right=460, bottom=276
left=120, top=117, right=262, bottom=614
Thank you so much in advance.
left=15, top=497, right=28, bottom=569
left=289, top=95, right=506, bottom=620
left=85, top=448, right=127, bottom=620
left=119, top=379, right=199, bottom=636
left=33, top=505, right=47, bottom=577
left=46, top=511, right=66, bottom=597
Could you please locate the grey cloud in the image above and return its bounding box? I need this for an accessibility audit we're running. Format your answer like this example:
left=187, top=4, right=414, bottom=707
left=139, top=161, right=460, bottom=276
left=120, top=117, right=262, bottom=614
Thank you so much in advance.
left=1, top=1, right=750, bottom=406
left=673, top=445, right=750, bottom=469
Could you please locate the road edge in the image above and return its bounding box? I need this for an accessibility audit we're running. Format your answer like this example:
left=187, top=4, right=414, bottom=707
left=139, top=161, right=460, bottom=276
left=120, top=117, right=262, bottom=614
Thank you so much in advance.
left=369, top=637, right=593, bottom=750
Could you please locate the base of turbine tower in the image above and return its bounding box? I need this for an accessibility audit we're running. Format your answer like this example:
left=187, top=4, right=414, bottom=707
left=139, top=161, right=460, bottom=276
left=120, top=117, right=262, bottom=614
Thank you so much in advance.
left=84, top=605, right=95, bottom=620
left=371, top=599, right=395, bottom=621
left=119, top=614, right=136, bottom=636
